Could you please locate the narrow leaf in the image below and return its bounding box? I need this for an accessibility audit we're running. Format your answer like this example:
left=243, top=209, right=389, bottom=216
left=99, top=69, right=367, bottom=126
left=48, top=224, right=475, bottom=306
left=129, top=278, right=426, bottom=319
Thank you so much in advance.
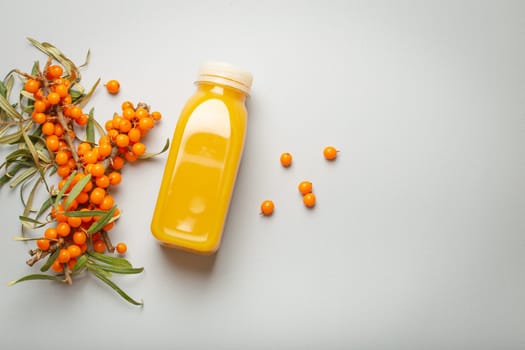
left=23, top=177, right=43, bottom=218
left=0, top=130, right=23, bottom=144
left=79, top=49, right=91, bottom=68
left=40, top=249, right=60, bottom=272
left=36, top=196, right=55, bottom=219
left=62, top=209, right=108, bottom=217
left=0, top=80, right=6, bottom=97
left=8, top=273, right=63, bottom=286
left=87, top=251, right=132, bottom=268
left=27, top=38, right=80, bottom=81
left=78, top=78, right=100, bottom=109
left=72, top=254, right=87, bottom=273
left=138, top=138, right=170, bottom=159
left=30, top=61, right=39, bottom=76
left=21, top=123, right=40, bottom=168
left=93, top=272, right=143, bottom=306
left=64, top=173, right=91, bottom=210
left=9, top=167, right=37, bottom=188
left=19, top=215, right=44, bottom=225
left=0, top=92, right=23, bottom=120
left=91, top=263, right=143, bottom=275
left=86, top=108, right=94, bottom=143
left=86, top=206, right=116, bottom=235
left=54, top=171, right=76, bottom=206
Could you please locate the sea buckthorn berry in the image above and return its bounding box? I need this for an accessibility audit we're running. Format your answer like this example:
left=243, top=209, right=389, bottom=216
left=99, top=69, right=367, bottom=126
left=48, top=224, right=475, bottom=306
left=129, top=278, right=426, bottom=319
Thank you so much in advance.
left=99, top=195, right=115, bottom=210
left=32, top=112, right=46, bottom=124
left=37, top=239, right=50, bottom=251
left=51, top=260, right=64, bottom=273
left=67, top=244, right=81, bottom=258
left=105, top=79, right=120, bottom=94
left=54, top=84, right=68, bottom=98
left=95, top=175, right=110, bottom=188
left=151, top=111, right=162, bottom=121
left=108, top=171, right=122, bottom=185
left=103, top=221, right=114, bottom=231
left=81, top=179, right=93, bottom=193
left=54, top=78, right=70, bottom=88
left=76, top=113, right=88, bottom=126
left=58, top=248, right=71, bottom=263
left=57, top=222, right=71, bottom=237
left=58, top=140, right=68, bottom=150
left=90, top=163, right=105, bottom=177
left=139, top=116, right=154, bottom=131
left=115, top=134, right=130, bottom=148
left=260, top=200, right=275, bottom=216
left=46, top=65, right=63, bottom=80
left=67, top=216, right=82, bottom=228
left=128, top=128, right=141, bottom=143
left=76, top=191, right=89, bottom=204
left=44, top=227, right=58, bottom=240
left=303, top=193, right=316, bottom=208
left=121, top=101, right=133, bottom=110
left=112, top=156, right=125, bottom=170
left=64, top=199, right=78, bottom=211
left=41, top=121, right=55, bottom=136
left=298, top=181, right=313, bottom=195
left=61, top=94, right=72, bottom=105
left=34, top=100, right=47, bottom=113
left=131, top=142, right=146, bottom=156
left=323, top=146, right=338, bottom=161
left=124, top=151, right=137, bottom=162
left=116, top=242, right=127, bottom=255
left=119, top=119, right=132, bottom=133
left=73, top=231, right=87, bottom=245
left=112, top=115, right=123, bottom=130
left=280, top=152, right=292, bottom=167
left=69, top=106, right=82, bottom=119
left=77, top=142, right=91, bottom=156
left=54, top=123, right=64, bottom=137
left=90, top=187, right=105, bottom=205
left=45, top=135, right=59, bottom=151
left=108, top=129, right=119, bottom=140
left=135, top=108, right=148, bottom=120
left=98, top=143, right=112, bottom=158
left=99, top=135, right=110, bottom=145
left=93, top=240, right=106, bottom=253
left=47, top=92, right=60, bottom=105
left=79, top=243, right=88, bottom=253
left=83, top=150, right=98, bottom=164
left=68, top=258, right=77, bottom=271
left=57, top=165, right=71, bottom=178
left=122, top=107, right=135, bottom=121
left=24, top=79, right=41, bottom=93
left=53, top=204, right=68, bottom=223
left=105, top=120, right=114, bottom=131
left=55, top=151, right=69, bottom=165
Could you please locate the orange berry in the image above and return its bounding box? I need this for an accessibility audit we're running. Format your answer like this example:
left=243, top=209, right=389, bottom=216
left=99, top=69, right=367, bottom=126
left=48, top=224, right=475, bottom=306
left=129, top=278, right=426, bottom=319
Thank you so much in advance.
left=280, top=152, right=292, bottom=167
left=99, top=195, right=115, bottom=210
left=32, top=112, right=46, bottom=124
left=33, top=100, right=47, bottom=113
left=76, top=191, right=89, bottom=204
left=119, top=119, right=132, bottom=133
left=24, top=79, right=41, bottom=93
left=131, top=142, right=146, bottom=156
left=323, top=146, right=338, bottom=161
left=67, top=216, right=82, bottom=228
left=93, top=240, right=106, bottom=253
left=58, top=248, right=71, bottom=263
left=54, top=84, right=68, bottom=98
left=42, top=122, right=55, bottom=136
left=151, top=111, right=162, bottom=121
left=45, top=135, right=59, bottom=151
left=135, top=108, right=148, bottom=119
left=90, top=187, right=105, bottom=205
left=57, top=165, right=71, bottom=178
left=77, top=142, right=91, bottom=156
left=122, top=107, right=135, bottom=121
left=298, top=181, right=313, bottom=195
left=46, top=65, right=63, bottom=80
left=116, top=242, right=127, bottom=255
left=112, top=115, right=123, bottom=130
left=51, top=260, right=63, bottom=273
left=105, top=79, right=120, bottom=94
left=47, top=92, right=60, bottom=105
left=81, top=179, right=93, bottom=193
left=99, top=135, right=110, bottom=145
left=108, top=129, right=119, bottom=140
left=108, top=171, right=122, bottom=186
left=76, top=113, right=88, bottom=126
left=105, top=120, right=114, bottom=131
left=260, top=200, right=275, bottom=216
left=303, top=193, right=316, bottom=208
left=69, top=106, right=82, bottom=119
left=79, top=243, right=88, bottom=253
left=121, top=101, right=133, bottom=110
left=128, top=128, right=141, bottom=143
left=68, top=258, right=77, bottom=271
left=115, top=134, right=129, bottom=148
left=67, top=244, right=81, bottom=258
left=64, top=198, right=78, bottom=211
left=57, top=222, right=71, bottom=237
left=95, top=175, right=110, bottom=188
left=73, top=231, right=87, bottom=245
left=98, top=143, right=112, bottom=158
left=111, top=156, right=125, bottom=170
left=61, top=94, right=72, bottom=105
left=83, top=150, right=98, bottom=164
left=53, top=204, right=68, bottom=223
left=90, top=163, right=105, bottom=177
left=44, top=227, right=58, bottom=240
left=103, top=221, right=114, bottom=231
left=55, top=150, right=69, bottom=165
left=53, top=123, right=64, bottom=137
left=37, top=239, right=50, bottom=251
left=124, top=151, right=137, bottom=162
left=138, top=116, right=154, bottom=131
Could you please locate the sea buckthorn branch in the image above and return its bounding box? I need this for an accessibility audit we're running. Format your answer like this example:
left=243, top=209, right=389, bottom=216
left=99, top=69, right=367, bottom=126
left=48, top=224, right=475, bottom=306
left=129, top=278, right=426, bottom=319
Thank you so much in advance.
left=1, top=38, right=168, bottom=306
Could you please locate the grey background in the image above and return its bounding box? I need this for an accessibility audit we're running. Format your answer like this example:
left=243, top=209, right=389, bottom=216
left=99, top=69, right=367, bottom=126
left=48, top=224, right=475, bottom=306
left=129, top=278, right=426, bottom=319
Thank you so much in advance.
left=0, top=0, right=524, bottom=349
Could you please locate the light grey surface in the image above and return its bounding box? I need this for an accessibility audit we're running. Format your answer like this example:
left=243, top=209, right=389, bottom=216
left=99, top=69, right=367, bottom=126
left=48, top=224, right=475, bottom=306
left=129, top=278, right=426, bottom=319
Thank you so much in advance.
left=1, top=0, right=524, bottom=349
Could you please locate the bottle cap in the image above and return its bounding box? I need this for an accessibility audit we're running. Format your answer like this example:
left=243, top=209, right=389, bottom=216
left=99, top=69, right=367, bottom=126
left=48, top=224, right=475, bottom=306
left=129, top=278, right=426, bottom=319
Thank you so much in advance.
left=197, top=62, right=253, bottom=94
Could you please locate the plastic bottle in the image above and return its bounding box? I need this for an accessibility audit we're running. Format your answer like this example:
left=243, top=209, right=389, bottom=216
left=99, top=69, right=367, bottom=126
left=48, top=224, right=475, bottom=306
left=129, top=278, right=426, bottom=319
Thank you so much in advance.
left=151, top=62, right=252, bottom=254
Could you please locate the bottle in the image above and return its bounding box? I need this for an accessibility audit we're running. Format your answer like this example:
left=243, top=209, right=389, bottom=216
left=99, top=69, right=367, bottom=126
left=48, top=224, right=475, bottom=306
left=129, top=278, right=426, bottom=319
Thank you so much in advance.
left=151, top=62, right=252, bottom=254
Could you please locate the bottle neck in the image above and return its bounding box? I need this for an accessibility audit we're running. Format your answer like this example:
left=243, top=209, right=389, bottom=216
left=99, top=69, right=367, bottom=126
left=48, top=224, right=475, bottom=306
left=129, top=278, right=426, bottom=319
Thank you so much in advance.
left=195, top=81, right=248, bottom=102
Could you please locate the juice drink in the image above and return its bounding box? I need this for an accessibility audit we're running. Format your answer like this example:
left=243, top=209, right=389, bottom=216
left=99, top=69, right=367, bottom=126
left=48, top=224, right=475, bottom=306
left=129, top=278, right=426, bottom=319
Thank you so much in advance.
left=151, top=62, right=252, bottom=254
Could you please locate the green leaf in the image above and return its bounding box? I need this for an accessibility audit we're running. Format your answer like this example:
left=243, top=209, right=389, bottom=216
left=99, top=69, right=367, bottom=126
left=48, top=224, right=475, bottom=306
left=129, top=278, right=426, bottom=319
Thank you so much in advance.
left=79, top=49, right=91, bottom=68
left=86, top=108, right=94, bottom=143
left=87, top=251, right=132, bottom=268
left=0, top=80, right=6, bottom=98
left=19, top=215, right=44, bottom=225
left=86, top=205, right=116, bottom=235
left=36, top=195, right=55, bottom=219
left=30, top=61, right=39, bottom=76
left=9, top=166, right=37, bottom=188
left=93, top=272, right=143, bottom=306
left=54, top=170, right=76, bottom=206
left=72, top=254, right=87, bottom=273
left=138, top=138, right=170, bottom=159
left=0, top=91, right=23, bottom=120
left=40, top=249, right=60, bottom=272
left=64, top=173, right=91, bottom=210
left=22, top=177, right=43, bottom=218
left=78, top=78, right=100, bottom=109
left=8, top=273, right=63, bottom=286
left=20, top=122, right=41, bottom=168
left=0, top=163, right=25, bottom=185
left=27, top=38, right=80, bottom=82
left=62, top=209, right=108, bottom=217
left=90, top=262, right=143, bottom=275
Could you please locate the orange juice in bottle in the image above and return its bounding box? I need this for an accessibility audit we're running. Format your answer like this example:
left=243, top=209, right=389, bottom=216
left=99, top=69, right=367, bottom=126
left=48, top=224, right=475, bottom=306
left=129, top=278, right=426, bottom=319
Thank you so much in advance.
left=151, top=62, right=252, bottom=254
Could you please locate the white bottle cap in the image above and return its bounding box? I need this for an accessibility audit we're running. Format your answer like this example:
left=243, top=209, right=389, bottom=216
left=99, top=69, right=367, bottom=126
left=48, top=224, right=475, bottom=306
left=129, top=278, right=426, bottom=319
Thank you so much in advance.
left=197, top=62, right=253, bottom=94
